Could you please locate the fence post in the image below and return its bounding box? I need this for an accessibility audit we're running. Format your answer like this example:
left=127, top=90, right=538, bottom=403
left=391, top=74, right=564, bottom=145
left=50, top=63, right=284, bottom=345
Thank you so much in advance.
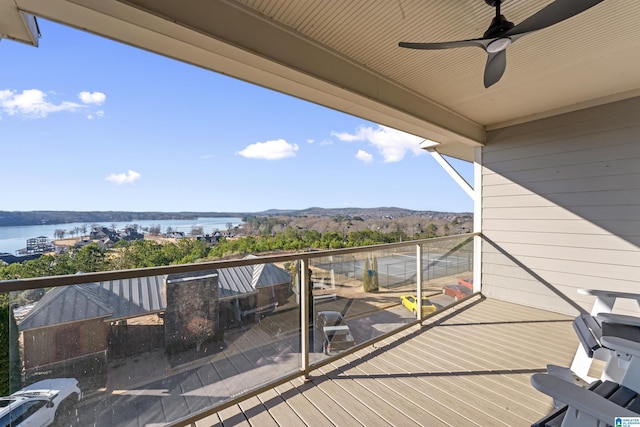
left=386, top=264, right=390, bottom=288
left=425, top=245, right=430, bottom=281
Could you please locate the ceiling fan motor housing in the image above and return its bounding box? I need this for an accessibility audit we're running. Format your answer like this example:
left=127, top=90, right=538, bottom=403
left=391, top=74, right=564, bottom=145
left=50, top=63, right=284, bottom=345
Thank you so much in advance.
left=483, top=0, right=515, bottom=38
left=483, top=14, right=515, bottom=38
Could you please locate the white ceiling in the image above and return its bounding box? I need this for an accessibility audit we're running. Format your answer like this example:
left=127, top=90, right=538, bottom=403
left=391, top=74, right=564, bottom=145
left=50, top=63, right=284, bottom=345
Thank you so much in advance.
left=3, top=0, right=640, bottom=161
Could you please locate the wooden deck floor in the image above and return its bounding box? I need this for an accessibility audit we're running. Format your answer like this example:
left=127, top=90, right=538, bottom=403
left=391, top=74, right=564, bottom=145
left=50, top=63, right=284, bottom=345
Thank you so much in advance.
left=196, top=295, right=579, bottom=427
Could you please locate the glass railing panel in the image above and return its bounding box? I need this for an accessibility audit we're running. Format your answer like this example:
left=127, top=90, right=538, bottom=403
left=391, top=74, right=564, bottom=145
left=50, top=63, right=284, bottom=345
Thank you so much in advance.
left=5, top=261, right=300, bottom=427
left=307, top=236, right=475, bottom=364
left=423, top=235, right=474, bottom=305
left=308, top=248, right=395, bottom=363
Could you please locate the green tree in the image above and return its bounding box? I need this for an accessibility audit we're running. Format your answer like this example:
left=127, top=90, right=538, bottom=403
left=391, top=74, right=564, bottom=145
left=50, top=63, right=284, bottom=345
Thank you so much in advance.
left=363, top=258, right=372, bottom=292
left=112, top=240, right=166, bottom=269
left=0, top=294, right=9, bottom=395
left=2, top=255, right=56, bottom=279
left=73, top=243, right=108, bottom=272
left=372, top=256, right=379, bottom=290
left=363, top=256, right=379, bottom=292
left=425, top=223, right=438, bottom=238
left=0, top=293, right=22, bottom=395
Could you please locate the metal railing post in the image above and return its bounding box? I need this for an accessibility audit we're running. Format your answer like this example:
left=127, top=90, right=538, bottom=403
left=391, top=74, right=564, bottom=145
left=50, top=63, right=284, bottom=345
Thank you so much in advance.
left=416, top=243, right=423, bottom=323
left=300, top=257, right=310, bottom=379
left=473, top=146, right=482, bottom=293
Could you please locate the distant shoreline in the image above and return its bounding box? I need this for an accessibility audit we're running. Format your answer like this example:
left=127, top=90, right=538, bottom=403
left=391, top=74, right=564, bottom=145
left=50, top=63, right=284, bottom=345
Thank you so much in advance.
left=0, top=207, right=470, bottom=228
left=0, top=217, right=244, bottom=255
left=53, top=234, right=179, bottom=248
left=0, top=211, right=245, bottom=227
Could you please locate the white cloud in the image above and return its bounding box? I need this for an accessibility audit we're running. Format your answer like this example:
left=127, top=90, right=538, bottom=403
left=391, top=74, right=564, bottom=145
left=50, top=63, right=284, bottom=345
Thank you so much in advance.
left=0, top=89, right=80, bottom=118
left=333, top=125, right=426, bottom=163
left=237, top=139, right=299, bottom=160
left=87, top=110, right=105, bottom=120
left=106, top=170, right=141, bottom=185
left=356, top=150, right=374, bottom=163
left=307, top=139, right=314, bottom=144
left=331, top=130, right=361, bottom=142
left=79, top=91, right=106, bottom=105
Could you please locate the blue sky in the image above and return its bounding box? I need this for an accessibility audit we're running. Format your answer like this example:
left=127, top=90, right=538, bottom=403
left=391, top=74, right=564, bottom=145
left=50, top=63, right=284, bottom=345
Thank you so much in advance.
left=0, top=19, right=473, bottom=213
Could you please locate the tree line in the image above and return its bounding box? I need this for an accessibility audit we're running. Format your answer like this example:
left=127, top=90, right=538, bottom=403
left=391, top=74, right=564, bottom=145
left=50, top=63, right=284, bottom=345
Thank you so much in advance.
left=1, top=223, right=471, bottom=282
left=52, top=223, right=210, bottom=240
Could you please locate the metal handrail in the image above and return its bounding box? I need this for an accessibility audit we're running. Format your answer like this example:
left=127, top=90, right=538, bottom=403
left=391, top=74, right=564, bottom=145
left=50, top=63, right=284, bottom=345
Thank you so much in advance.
left=0, top=233, right=478, bottom=292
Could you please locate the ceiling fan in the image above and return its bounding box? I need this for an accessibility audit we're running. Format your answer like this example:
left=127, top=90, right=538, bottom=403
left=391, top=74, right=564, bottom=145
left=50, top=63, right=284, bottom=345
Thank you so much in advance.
left=399, top=0, right=604, bottom=88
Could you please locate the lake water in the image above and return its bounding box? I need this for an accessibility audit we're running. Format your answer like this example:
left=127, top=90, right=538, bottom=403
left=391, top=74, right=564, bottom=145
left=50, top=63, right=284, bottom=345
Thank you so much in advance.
left=0, top=217, right=243, bottom=254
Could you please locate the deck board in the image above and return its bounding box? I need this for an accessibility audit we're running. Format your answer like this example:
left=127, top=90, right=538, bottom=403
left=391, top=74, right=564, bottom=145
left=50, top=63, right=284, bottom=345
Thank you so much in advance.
left=307, top=369, right=394, bottom=426
left=365, top=349, right=509, bottom=426
left=315, top=363, right=423, bottom=426
left=382, top=343, right=542, bottom=422
left=255, top=387, right=306, bottom=426
left=214, top=296, right=580, bottom=426
left=288, top=377, right=363, bottom=426
left=336, top=352, right=461, bottom=426
left=273, top=381, right=334, bottom=426
left=217, top=406, right=250, bottom=427
left=327, top=356, right=446, bottom=426
left=236, top=396, right=278, bottom=427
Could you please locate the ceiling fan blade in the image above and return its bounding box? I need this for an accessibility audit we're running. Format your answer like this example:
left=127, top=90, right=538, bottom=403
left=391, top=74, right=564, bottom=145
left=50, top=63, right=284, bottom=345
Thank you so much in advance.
left=399, top=39, right=488, bottom=51
left=484, top=50, right=506, bottom=88
left=505, top=0, right=604, bottom=37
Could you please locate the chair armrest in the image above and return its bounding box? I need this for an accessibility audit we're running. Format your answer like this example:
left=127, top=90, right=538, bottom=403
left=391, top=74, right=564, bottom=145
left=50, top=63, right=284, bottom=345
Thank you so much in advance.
left=531, top=373, right=639, bottom=422
left=597, top=312, right=640, bottom=327
left=601, top=336, right=640, bottom=358
left=579, top=289, right=640, bottom=301
left=579, top=289, right=640, bottom=315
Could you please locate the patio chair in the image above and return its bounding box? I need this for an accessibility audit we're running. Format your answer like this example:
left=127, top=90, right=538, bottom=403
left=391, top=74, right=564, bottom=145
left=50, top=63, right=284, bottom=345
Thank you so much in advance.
left=570, top=289, right=640, bottom=383
left=572, top=311, right=640, bottom=384
left=532, top=335, right=640, bottom=427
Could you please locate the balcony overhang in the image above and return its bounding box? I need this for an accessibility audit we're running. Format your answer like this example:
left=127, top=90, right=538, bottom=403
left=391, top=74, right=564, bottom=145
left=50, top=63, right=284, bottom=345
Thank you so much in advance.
left=0, top=0, right=39, bottom=46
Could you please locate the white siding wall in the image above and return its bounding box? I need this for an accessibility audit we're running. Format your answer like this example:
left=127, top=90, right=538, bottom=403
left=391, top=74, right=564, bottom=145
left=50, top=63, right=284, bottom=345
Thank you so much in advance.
left=481, top=96, right=640, bottom=316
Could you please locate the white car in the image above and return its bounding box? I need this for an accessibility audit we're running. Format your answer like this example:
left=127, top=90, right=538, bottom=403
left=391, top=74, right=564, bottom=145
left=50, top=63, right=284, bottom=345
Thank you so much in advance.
left=0, top=378, right=81, bottom=427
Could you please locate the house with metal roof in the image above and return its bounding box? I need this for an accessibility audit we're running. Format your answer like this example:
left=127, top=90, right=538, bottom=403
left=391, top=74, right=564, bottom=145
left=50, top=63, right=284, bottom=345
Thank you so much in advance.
left=18, top=275, right=166, bottom=386
left=17, top=259, right=291, bottom=385
left=217, top=255, right=292, bottom=327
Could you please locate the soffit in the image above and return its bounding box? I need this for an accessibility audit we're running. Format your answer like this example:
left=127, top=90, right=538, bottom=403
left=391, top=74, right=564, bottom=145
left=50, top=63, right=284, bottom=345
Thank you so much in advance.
left=231, top=0, right=640, bottom=128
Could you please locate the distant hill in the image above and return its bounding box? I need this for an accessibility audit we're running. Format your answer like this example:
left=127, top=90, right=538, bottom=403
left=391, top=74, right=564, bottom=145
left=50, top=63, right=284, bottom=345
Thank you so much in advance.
left=0, top=208, right=471, bottom=227
left=256, top=207, right=470, bottom=219
left=0, top=211, right=241, bottom=227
